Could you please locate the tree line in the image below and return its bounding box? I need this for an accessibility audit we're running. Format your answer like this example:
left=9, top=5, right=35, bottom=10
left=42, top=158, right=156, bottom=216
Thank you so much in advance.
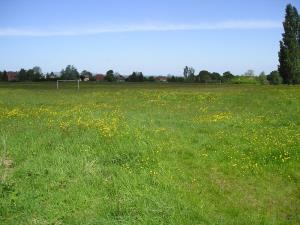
left=0, top=4, right=299, bottom=85
left=0, top=65, right=283, bottom=85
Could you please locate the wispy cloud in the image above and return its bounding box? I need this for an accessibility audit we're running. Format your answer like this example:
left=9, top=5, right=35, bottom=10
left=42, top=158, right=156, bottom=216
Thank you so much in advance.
left=0, top=20, right=281, bottom=37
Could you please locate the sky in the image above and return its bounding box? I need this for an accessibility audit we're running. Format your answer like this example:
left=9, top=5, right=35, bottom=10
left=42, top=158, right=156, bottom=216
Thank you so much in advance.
left=0, top=0, right=300, bottom=76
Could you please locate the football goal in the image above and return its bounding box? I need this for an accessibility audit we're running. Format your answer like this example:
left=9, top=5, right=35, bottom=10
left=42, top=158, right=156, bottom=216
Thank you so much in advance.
left=57, top=80, right=80, bottom=90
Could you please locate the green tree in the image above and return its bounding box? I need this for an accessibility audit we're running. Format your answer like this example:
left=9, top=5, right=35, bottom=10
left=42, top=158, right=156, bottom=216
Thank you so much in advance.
left=18, top=69, right=27, bottom=81
left=167, top=76, right=184, bottom=82
left=210, top=72, right=221, bottom=80
left=33, top=66, right=42, bottom=75
left=31, top=66, right=43, bottom=81
left=46, top=72, right=57, bottom=81
left=244, top=69, right=255, bottom=76
left=167, top=76, right=176, bottom=82
left=105, top=70, right=116, bottom=82
left=258, top=71, right=269, bottom=84
left=197, top=70, right=211, bottom=83
left=278, top=4, right=300, bottom=84
left=183, top=66, right=195, bottom=81
left=137, top=72, right=144, bottom=82
left=127, top=72, right=144, bottom=82
left=183, top=66, right=189, bottom=79
left=61, top=65, right=79, bottom=80
left=222, top=71, right=234, bottom=82
left=147, top=76, right=155, bottom=82
left=267, top=71, right=283, bottom=85
left=127, top=72, right=137, bottom=81
left=26, top=69, right=35, bottom=81
left=2, top=71, right=7, bottom=81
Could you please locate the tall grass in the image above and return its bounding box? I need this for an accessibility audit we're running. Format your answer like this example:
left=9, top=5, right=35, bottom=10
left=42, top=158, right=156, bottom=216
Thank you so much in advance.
left=0, top=83, right=299, bottom=224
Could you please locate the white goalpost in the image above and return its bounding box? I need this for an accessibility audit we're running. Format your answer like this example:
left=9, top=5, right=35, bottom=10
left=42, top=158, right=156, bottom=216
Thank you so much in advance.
left=57, top=80, right=80, bottom=90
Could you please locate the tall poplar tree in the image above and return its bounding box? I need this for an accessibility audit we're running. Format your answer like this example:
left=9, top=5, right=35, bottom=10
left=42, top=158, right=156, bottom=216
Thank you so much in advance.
left=278, top=4, right=300, bottom=84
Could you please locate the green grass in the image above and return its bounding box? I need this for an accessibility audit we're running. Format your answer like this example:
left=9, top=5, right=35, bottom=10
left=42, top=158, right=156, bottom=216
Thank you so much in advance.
left=0, top=82, right=299, bottom=225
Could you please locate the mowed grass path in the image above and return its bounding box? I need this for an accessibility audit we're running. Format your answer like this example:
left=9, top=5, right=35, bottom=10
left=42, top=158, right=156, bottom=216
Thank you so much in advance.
left=0, top=83, right=299, bottom=224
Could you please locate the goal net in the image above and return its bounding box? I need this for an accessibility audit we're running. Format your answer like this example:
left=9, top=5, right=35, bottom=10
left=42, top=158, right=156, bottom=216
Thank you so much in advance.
left=57, top=80, right=80, bottom=90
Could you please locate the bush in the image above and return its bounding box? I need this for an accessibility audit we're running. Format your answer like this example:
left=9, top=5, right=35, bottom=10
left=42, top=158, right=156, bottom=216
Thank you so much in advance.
left=222, top=71, right=235, bottom=82
left=258, top=72, right=269, bottom=85
left=267, top=71, right=283, bottom=85
left=167, top=76, right=184, bottom=82
left=127, top=72, right=144, bottom=82
left=229, top=76, right=259, bottom=84
left=104, top=70, right=116, bottom=82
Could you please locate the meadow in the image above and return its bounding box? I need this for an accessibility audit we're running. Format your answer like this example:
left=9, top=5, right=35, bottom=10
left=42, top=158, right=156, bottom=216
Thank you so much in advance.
left=0, top=82, right=299, bottom=225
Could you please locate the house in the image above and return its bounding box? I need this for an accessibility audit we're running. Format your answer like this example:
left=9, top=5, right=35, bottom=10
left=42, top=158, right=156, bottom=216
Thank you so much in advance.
left=7, top=72, right=17, bottom=81
left=48, top=74, right=57, bottom=79
left=80, top=75, right=90, bottom=81
left=116, top=75, right=125, bottom=82
left=95, top=74, right=105, bottom=81
left=155, top=76, right=168, bottom=82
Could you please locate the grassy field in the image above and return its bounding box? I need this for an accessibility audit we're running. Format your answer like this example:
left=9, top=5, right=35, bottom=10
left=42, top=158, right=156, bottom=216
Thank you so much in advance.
left=0, top=82, right=299, bottom=225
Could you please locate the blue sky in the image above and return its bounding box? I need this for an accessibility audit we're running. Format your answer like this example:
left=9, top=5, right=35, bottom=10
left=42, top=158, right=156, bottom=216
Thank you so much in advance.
left=0, top=0, right=299, bottom=75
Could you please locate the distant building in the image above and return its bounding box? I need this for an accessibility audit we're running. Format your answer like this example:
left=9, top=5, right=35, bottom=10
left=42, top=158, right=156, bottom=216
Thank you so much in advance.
left=95, top=74, right=105, bottom=81
left=82, top=75, right=90, bottom=81
left=116, top=75, right=125, bottom=82
left=155, top=76, right=168, bottom=82
left=7, top=72, right=17, bottom=81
